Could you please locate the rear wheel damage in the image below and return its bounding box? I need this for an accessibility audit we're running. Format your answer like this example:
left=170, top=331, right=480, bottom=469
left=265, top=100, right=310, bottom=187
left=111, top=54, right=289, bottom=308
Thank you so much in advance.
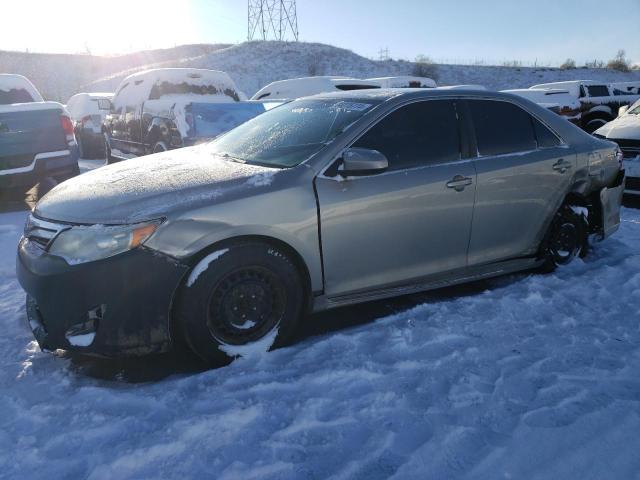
left=541, top=204, right=589, bottom=271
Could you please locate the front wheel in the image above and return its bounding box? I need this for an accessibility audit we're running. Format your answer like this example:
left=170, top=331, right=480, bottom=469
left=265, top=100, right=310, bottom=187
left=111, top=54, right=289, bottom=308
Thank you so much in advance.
left=104, top=133, right=116, bottom=164
left=175, top=242, right=304, bottom=363
left=541, top=205, right=588, bottom=271
left=584, top=118, right=608, bottom=133
left=152, top=141, right=167, bottom=154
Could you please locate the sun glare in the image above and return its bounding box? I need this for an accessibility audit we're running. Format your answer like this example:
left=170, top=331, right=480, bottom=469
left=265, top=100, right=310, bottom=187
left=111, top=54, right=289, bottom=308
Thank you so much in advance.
left=2, top=0, right=197, bottom=54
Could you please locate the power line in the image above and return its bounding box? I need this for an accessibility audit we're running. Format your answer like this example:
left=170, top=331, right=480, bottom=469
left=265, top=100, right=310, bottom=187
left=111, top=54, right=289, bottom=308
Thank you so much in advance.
left=248, top=0, right=299, bottom=41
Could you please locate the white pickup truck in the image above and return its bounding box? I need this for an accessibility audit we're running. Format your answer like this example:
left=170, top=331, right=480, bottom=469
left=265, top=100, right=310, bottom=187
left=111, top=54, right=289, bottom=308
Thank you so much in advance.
left=0, top=74, right=79, bottom=192
left=529, top=80, right=640, bottom=133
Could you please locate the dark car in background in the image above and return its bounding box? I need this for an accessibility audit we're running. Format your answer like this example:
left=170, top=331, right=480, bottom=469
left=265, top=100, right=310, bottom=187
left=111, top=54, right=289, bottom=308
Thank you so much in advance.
left=103, top=68, right=266, bottom=162
left=0, top=74, right=79, bottom=194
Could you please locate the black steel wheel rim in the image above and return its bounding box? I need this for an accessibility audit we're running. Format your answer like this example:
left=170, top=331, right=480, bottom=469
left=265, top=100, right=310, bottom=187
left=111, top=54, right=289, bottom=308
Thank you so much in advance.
left=550, top=222, right=578, bottom=264
left=207, top=266, right=286, bottom=345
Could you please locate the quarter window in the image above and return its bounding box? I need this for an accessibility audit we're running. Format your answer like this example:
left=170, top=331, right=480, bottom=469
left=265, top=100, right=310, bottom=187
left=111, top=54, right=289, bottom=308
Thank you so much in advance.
left=352, top=100, right=461, bottom=170
left=586, top=85, right=610, bottom=97
left=532, top=118, right=561, bottom=148
left=468, top=100, right=537, bottom=156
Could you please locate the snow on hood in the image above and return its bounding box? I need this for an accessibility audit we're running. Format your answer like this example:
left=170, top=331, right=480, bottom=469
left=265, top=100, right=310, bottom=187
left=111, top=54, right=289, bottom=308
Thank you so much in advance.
left=35, top=146, right=279, bottom=224
left=595, top=113, right=640, bottom=141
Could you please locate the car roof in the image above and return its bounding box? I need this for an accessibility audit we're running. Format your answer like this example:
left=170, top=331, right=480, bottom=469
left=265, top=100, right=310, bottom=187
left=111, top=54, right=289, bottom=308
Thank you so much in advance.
left=307, top=87, right=517, bottom=103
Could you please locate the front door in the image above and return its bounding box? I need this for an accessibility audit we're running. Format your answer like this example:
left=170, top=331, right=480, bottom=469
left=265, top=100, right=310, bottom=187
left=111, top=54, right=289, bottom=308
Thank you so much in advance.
left=315, top=100, right=477, bottom=297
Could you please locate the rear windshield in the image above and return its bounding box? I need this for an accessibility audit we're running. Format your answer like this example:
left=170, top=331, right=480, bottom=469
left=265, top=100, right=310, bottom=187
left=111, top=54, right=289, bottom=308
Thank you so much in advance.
left=0, top=88, right=35, bottom=105
left=149, top=81, right=240, bottom=102
left=208, top=98, right=381, bottom=168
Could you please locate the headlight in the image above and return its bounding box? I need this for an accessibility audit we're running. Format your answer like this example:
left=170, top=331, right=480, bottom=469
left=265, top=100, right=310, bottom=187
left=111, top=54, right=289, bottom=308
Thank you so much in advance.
left=48, top=221, right=159, bottom=265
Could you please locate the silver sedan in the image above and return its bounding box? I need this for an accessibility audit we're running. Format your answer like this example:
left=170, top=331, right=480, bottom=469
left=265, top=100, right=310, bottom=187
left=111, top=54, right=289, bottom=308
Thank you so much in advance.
left=17, top=89, right=625, bottom=361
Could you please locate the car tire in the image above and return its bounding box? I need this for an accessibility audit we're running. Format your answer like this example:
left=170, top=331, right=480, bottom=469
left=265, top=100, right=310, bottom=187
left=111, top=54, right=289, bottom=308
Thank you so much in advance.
left=77, top=134, right=86, bottom=159
left=152, top=141, right=167, bottom=154
left=540, top=205, right=588, bottom=272
left=175, top=242, right=304, bottom=363
left=104, top=134, right=117, bottom=164
left=584, top=118, right=609, bottom=133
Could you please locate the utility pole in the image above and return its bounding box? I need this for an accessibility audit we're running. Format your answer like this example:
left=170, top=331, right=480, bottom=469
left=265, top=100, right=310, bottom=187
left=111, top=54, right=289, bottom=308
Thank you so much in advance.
left=378, top=47, right=390, bottom=61
left=248, top=0, right=299, bottom=41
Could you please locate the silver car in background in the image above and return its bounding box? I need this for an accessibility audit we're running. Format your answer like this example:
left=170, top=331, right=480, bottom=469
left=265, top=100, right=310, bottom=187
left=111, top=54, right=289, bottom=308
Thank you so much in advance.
left=17, top=89, right=625, bottom=362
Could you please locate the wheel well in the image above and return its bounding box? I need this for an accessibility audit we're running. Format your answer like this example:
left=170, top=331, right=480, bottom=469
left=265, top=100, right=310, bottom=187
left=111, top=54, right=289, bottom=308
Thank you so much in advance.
left=582, top=112, right=613, bottom=123
left=562, top=191, right=602, bottom=233
left=185, top=235, right=313, bottom=307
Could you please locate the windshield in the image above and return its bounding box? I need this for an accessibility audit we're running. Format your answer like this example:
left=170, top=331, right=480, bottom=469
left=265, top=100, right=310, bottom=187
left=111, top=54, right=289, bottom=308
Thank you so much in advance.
left=208, top=98, right=380, bottom=167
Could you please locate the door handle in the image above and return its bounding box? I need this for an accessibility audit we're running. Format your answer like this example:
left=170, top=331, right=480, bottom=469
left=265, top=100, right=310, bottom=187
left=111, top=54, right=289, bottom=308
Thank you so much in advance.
left=553, top=159, right=572, bottom=173
left=446, top=175, right=473, bottom=191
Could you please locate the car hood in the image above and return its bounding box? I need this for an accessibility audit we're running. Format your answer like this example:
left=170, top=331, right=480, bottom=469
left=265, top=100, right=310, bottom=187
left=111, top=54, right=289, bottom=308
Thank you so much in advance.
left=35, top=146, right=280, bottom=224
left=595, top=114, right=640, bottom=141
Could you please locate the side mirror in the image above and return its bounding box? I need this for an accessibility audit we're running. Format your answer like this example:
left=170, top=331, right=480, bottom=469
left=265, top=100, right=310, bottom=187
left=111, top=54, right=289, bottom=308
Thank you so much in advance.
left=618, top=105, right=629, bottom=117
left=340, top=148, right=388, bottom=176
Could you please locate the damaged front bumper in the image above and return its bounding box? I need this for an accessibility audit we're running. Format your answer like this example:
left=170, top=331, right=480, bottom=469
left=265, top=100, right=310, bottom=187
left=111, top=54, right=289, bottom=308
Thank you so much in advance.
left=16, top=238, right=189, bottom=357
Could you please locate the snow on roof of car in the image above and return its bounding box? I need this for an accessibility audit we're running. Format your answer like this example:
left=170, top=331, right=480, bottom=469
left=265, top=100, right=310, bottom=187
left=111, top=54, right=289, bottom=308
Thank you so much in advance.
left=366, top=76, right=437, bottom=88
left=66, top=92, right=114, bottom=120
left=251, top=76, right=382, bottom=101
left=0, top=74, right=44, bottom=102
left=530, top=80, right=606, bottom=89
left=112, top=68, right=246, bottom=110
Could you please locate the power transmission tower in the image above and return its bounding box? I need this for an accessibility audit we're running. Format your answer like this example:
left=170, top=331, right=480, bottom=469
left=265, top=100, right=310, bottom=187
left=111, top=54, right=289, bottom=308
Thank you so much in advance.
left=248, top=0, right=299, bottom=41
left=378, top=47, right=390, bottom=61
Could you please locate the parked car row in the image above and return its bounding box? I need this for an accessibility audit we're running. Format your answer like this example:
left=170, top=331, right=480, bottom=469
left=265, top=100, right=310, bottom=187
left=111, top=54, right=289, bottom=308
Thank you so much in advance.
left=3, top=67, right=639, bottom=200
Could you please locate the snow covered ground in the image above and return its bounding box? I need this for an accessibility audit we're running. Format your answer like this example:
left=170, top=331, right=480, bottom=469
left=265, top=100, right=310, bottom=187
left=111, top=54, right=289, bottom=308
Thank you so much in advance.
left=1, top=182, right=640, bottom=478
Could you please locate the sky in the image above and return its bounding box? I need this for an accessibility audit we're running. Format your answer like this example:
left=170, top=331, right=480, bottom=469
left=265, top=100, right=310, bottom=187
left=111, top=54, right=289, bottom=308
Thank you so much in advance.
left=1, top=0, right=638, bottom=66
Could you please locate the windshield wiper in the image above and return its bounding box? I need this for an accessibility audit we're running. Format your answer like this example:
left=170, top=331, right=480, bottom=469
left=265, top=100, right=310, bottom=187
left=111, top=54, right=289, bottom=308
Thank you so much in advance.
left=216, top=152, right=247, bottom=164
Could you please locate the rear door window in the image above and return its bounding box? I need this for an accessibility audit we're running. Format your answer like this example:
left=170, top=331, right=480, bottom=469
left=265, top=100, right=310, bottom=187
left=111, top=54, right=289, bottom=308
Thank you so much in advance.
left=352, top=100, right=461, bottom=170
left=532, top=118, right=561, bottom=148
left=468, top=100, right=537, bottom=156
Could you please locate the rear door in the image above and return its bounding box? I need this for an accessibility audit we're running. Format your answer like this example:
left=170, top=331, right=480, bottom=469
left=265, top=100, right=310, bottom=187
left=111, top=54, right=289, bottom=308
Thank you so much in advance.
left=315, top=99, right=477, bottom=297
left=465, top=99, right=574, bottom=266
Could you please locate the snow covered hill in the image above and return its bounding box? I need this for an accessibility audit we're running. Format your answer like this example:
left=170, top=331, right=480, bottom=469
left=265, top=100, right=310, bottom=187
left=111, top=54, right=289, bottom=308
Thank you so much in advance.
left=0, top=44, right=229, bottom=101
left=3, top=41, right=640, bottom=102
left=2, top=201, right=640, bottom=478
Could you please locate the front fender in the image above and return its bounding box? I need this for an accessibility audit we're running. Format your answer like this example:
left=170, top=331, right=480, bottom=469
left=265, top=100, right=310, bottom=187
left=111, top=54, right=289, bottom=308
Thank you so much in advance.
left=149, top=219, right=324, bottom=293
